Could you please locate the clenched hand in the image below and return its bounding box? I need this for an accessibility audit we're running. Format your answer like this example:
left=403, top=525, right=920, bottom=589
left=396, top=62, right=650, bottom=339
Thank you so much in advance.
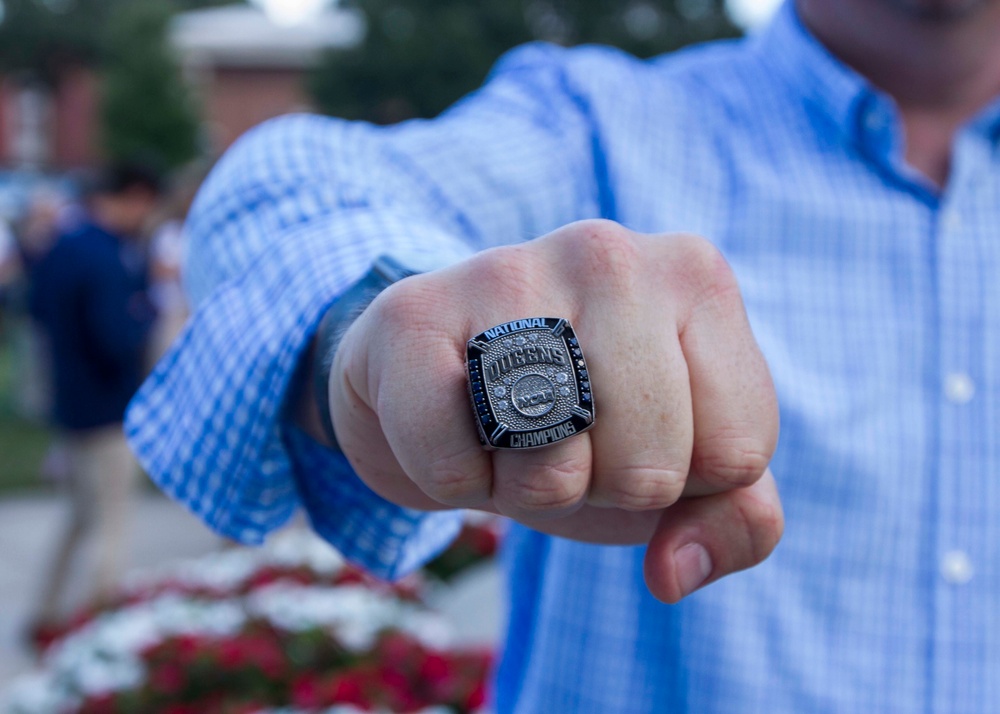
left=328, top=220, right=783, bottom=603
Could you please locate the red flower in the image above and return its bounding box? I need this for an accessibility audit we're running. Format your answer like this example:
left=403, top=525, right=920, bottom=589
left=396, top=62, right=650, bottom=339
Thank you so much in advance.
left=327, top=672, right=371, bottom=707
left=77, top=693, right=116, bottom=714
left=237, top=631, right=287, bottom=678
left=246, top=565, right=317, bottom=591
left=334, top=569, right=368, bottom=586
left=174, top=634, right=206, bottom=663
left=377, top=632, right=422, bottom=666
left=419, top=652, right=452, bottom=684
left=466, top=680, right=488, bottom=709
left=34, top=552, right=497, bottom=714
left=291, top=673, right=324, bottom=709
left=468, top=526, right=500, bottom=556
left=376, top=664, right=411, bottom=692
left=217, top=638, right=247, bottom=669
left=149, top=662, right=186, bottom=694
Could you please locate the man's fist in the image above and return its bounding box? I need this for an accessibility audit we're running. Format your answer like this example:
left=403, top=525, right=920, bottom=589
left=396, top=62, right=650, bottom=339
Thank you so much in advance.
left=329, top=220, right=783, bottom=603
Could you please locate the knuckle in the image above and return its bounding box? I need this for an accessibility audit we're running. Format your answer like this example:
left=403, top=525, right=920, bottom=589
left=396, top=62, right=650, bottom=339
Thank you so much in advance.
left=567, top=219, right=642, bottom=290
left=497, top=455, right=589, bottom=515
left=737, top=490, right=785, bottom=566
left=367, top=279, right=429, bottom=334
left=463, top=244, right=538, bottom=297
left=422, top=448, right=488, bottom=506
left=672, top=233, right=727, bottom=275
left=671, top=234, right=741, bottom=308
left=693, top=435, right=773, bottom=489
left=592, top=466, right=687, bottom=511
left=366, top=277, right=460, bottom=358
left=423, top=468, right=482, bottom=506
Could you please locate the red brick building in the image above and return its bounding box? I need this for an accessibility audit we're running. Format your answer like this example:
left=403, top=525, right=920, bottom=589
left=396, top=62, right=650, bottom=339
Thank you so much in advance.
left=173, top=5, right=363, bottom=154
left=0, top=5, right=363, bottom=170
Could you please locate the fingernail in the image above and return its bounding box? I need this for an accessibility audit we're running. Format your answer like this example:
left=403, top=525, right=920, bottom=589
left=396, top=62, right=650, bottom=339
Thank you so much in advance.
left=674, top=543, right=712, bottom=598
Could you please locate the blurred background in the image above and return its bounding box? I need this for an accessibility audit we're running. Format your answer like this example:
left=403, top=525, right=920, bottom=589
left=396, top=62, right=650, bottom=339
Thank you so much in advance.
left=0, top=0, right=780, bottom=708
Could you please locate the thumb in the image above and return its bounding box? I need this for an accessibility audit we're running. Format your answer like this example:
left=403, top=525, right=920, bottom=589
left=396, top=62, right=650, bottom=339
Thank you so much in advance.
left=642, top=469, right=784, bottom=603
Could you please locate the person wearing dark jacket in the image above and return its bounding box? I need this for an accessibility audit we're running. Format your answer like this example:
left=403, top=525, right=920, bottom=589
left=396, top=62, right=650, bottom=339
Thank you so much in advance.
left=29, top=163, right=160, bottom=630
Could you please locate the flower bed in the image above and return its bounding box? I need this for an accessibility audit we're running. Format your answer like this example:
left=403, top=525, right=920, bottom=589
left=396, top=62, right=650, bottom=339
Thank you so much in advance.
left=5, top=521, right=502, bottom=714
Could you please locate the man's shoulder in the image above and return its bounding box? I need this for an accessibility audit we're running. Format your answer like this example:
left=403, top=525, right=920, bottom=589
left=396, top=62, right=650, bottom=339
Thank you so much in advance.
left=500, top=36, right=769, bottom=122
left=498, top=36, right=753, bottom=79
left=60, top=222, right=117, bottom=253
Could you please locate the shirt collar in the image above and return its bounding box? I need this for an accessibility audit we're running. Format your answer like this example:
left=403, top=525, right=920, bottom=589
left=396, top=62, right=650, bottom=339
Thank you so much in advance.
left=755, top=1, right=1000, bottom=144
left=752, top=1, right=874, bottom=145
left=969, top=95, right=1000, bottom=140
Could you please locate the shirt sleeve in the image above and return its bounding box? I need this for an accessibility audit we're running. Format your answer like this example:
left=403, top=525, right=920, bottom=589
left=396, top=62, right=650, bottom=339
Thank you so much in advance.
left=124, top=42, right=605, bottom=579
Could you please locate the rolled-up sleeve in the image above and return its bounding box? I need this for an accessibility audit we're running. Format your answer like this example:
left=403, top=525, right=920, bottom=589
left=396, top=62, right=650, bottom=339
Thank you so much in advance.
left=124, top=42, right=605, bottom=578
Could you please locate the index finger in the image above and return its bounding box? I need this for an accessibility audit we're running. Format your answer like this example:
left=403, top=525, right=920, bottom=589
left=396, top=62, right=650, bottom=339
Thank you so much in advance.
left=340, top=270, right=494, bottom=508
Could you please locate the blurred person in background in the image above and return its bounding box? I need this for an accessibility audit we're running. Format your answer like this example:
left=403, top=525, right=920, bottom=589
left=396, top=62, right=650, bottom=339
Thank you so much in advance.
left=0, top=214, right=18, bottom=321
left=28, top=163, right=161, bottom=637
left=8, top=187, right=73, bottom=426
left=16, top=187, right=76, bottom=273
left=147, top=167, right=204, bottom=363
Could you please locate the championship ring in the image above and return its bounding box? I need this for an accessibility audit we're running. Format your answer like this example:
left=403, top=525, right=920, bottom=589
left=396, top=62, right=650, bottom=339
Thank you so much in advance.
left=466, top=317, right=595, bottom=449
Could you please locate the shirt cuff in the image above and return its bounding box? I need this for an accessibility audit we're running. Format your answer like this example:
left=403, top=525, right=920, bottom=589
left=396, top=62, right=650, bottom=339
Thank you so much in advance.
left=283, top=425, right=464, bottom=579
left=125, top=208, right=472, bottom=570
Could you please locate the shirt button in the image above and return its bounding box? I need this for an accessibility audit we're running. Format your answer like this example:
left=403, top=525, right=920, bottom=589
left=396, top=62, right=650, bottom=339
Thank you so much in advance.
left=940, top=550, right=974, bottom=584
left=944, top=372, right=975, bottom=404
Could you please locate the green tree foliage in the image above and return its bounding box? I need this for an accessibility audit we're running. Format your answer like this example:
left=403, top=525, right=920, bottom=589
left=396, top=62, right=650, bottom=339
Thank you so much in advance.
left=0, top=0, right=237, bottom=82
left=0, top=0, right=235, bottom=167
left=100, top=0, right=200, bottom=168
left=309, top=0, right=739, bottom=123
left=0, top=0, right=109, bottom=83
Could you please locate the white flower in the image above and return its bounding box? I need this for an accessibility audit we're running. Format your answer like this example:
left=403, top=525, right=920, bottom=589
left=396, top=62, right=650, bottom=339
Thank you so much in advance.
left=122, top=529, right=345, bottom=595
left=266, top=530, right=346, bottom=575
left=2, top=673, right=74, bottom=714
left=246, top=583, right=419, bottom=651
left=2, top=526, right=492, bottom=713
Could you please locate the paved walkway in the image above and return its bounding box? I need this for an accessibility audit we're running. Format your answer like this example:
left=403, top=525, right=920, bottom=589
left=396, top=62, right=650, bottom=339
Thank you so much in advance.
left=0, top=494, right=502, bottom=693
left=0, top=494, right=221, bottom=689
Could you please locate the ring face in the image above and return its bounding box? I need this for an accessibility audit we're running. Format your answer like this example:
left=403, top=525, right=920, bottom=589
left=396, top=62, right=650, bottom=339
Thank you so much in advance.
left=467, top=317, right=594, bottom=449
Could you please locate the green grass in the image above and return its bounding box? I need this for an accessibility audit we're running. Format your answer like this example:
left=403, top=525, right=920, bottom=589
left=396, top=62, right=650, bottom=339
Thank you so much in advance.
left=0, top=325, right=52, bottom=494
left=0, top=413, right=51, bottom=494
left=0, top=325, right=160, bottom=496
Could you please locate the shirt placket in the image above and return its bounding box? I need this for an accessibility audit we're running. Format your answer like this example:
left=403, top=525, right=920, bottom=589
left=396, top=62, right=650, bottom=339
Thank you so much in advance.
left=930, top=130, right=992, bottom=714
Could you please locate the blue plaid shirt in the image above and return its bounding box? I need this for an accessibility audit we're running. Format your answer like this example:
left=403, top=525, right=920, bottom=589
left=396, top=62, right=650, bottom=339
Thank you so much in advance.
left=126, top=3, right=1000, bottom=711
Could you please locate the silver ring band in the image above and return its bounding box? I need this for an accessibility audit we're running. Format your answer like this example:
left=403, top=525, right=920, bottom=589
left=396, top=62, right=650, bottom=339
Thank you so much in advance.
left=467, top=317, right=595, bottom=449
